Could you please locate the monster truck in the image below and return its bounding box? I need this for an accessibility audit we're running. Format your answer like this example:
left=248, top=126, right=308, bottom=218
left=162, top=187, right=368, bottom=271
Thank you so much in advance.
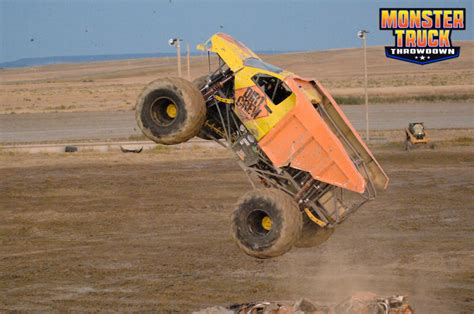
left=136, top=33, right=389, bottom=259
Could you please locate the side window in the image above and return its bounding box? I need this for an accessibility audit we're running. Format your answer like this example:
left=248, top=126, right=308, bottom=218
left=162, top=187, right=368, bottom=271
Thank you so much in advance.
left=251, top=74, right=292, bottom=105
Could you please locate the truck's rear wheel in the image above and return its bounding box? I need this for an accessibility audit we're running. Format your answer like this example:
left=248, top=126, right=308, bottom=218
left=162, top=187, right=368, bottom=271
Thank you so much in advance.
left=231, top=189, right=303, bottom=259
left=294, top=213, right=334, bottom=248
left=136, top=77, right=206, bottom=145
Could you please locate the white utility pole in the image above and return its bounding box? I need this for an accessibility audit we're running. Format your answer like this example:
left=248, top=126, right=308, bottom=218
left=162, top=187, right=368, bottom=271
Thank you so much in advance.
left=176, top=40, right=182, bottom=77
left=186, top=43, right=191, bottom=80
left=358, top=30, right=370, bottom=142
left=168, top=38, right=182, bottom=77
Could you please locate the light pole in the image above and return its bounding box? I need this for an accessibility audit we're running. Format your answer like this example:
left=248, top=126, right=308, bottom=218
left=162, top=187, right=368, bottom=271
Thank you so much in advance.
left=168, top=38, right=182, bottom=77
left=186, top=43, right=191, bottom=80
left=358, top=30, right=369, bottom=142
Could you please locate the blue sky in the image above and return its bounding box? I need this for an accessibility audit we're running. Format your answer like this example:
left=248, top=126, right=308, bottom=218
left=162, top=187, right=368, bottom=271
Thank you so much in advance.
left=0, top=0, right=472, bottom=63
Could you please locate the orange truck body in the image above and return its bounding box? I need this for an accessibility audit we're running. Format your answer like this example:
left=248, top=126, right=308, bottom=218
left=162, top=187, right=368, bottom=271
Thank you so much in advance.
left=198, top=33, right=388, bottom=196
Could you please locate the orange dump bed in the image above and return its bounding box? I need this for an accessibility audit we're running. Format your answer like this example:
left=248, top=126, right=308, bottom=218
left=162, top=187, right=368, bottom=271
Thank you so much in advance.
left=259, top=78, right=388, bottom=194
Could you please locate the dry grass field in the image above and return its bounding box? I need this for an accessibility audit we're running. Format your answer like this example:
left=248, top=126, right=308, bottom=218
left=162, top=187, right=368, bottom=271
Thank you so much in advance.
left=0, top=41, right=472, bottom=114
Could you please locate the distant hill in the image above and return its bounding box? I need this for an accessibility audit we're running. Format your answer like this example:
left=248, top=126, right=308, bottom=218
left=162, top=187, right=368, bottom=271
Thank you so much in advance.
left=0, top=53, right=178, bottom=68
left=0, top=50, right=290, bottom=69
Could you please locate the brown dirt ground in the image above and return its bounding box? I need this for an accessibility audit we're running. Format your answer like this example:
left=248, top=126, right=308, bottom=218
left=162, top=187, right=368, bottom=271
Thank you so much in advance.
left=0, top=142, right=473, bottom=313
left=1, top=41, right=472, bottom=114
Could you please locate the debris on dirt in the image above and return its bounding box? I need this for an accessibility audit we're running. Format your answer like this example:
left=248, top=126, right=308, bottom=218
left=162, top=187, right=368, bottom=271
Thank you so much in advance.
left=334, top=293, right=412, bottom=314
left=195, top=305, right=233, bottom=314
left=195, top=293, right=413, bottom=314
left=120, top=145, right=143, bottom=153
left=64, top=145, right=78, bottom=153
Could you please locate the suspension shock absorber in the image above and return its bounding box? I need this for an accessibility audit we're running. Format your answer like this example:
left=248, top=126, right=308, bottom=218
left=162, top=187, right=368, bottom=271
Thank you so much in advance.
left=203, top=74, right=234, bottom=100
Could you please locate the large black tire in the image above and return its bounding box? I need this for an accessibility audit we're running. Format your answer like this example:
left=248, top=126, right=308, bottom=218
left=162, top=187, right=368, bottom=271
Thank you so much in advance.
left=294, top=213, right=334, bottom=248
left=136, top=77, right=206, bottom=145
left=231, top=188, right=303, bottom=259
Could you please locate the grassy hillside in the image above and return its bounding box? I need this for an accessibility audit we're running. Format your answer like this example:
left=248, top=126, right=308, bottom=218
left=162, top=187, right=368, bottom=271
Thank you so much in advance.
left=0, top=41, right=472, bottom=114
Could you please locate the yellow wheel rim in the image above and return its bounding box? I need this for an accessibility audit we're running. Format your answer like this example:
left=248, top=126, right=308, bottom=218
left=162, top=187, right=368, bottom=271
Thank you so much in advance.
left=166, top=103, right=177, bottom=118
left=261, top=216, right=272, bottom=231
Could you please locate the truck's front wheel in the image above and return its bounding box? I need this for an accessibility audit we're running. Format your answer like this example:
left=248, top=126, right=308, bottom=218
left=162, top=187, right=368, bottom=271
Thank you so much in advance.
left=136, top=77, right=206, bottom=145
left=231, top=189, right=303, bottom=259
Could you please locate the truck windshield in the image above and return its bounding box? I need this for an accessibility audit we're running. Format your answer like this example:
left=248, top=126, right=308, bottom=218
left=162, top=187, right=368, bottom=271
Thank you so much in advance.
left=252, top=74, right=292, bottom=105
left=244, top=58, right=283, bottom=73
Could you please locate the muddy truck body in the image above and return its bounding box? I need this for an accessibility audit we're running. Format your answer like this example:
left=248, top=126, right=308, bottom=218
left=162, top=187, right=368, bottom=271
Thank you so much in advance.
left=136, top=33, right=388, bottom=258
